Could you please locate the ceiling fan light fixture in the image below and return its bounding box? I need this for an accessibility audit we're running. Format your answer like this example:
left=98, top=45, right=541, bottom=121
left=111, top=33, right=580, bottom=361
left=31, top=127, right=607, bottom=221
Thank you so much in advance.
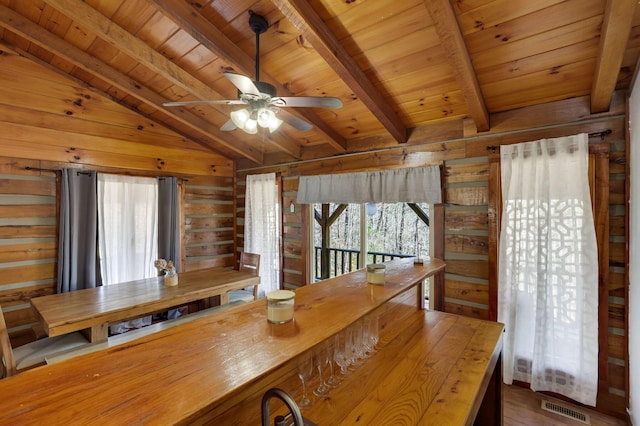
left=164, top=11, right=341, bottom=135
left=268, top=117, right=283, bottom=133
left=244, top=117, right=258, bottom=134
left=257, top=107, right=275, bottom=127
left=230, top=108, right=250, bottom=128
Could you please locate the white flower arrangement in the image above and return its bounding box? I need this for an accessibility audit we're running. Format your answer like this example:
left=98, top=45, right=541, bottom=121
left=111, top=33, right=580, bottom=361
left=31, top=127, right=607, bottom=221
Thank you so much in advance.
left=155, top=258, right=178, bottom=286
left=154, top=258, right=176, bottom=276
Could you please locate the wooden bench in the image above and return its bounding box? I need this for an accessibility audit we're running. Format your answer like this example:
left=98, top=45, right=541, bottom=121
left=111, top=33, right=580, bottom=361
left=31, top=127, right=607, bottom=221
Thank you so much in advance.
left=46, top=301, right=245, bottom=365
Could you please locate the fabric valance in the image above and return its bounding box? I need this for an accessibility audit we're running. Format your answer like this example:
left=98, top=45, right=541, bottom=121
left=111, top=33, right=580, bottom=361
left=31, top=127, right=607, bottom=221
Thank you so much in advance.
left=297, top=165, right=441, bottom=204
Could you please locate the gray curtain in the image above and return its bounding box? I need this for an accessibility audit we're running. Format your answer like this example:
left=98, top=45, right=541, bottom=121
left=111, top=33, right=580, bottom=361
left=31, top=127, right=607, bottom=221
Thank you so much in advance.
left=158, top=177, right=181, bottom=319
left=57, top=169, right=101, bottom=293
left=157, top=177, right=181, bottom=272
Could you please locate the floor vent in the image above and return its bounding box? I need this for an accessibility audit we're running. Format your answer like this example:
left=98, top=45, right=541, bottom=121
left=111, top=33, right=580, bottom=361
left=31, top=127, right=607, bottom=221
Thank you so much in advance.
left=541, top=400, right=591, bottom=425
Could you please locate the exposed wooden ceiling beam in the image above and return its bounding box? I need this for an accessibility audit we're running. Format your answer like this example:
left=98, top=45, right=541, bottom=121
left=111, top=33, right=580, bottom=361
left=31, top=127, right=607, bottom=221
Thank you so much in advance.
left=38, top=0, right=266, bottom=163
left=591, top=0, right=636, bottom=113
left=148, top=0, right=345, bottom=155
left=0, top=4, right=265, bottom=165
left=272, top=0, right=408, bottom=144
left=424, top=0, right=489, bottom=132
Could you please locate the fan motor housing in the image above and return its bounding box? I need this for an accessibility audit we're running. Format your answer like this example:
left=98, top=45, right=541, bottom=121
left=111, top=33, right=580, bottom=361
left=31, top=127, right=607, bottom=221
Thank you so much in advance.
left=236, top=81, right=277, bottom=99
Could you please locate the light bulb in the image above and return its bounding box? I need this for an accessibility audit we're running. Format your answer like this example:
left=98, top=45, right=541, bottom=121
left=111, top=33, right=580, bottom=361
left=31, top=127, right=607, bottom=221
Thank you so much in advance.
left=244, top=118, right=258, bottom=134
left=257, top=108, right=275, bottom=128
left=268, top=117, right=283, bottom=133
left=230, top=108, right=250, bottom=128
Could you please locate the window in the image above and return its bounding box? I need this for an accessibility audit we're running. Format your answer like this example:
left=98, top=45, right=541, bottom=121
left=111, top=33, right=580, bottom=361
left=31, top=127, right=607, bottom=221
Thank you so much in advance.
left=244, top=173, right=280, bottom=297
left=98, top=174, right=158, bottom=285
left=98, top=174, right=158, bottom=332
left=311, top=202, right=430, bottom=281
left=496, top=134, right=599, bottom=406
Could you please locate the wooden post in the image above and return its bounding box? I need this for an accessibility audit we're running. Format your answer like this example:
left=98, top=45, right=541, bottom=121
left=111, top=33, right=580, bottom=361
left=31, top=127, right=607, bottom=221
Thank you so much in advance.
left=432, top=203, right=445, bottom=311
left=487, top=153, right=502, bottom=322
left=590, top=144, right=610, bottom=394
left=320, top=204, right=330, bottom=279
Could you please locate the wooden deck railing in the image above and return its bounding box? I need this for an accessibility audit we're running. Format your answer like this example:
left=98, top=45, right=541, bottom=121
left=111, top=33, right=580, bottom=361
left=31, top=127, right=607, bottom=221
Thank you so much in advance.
left=314, top=247, right=413, bottom=280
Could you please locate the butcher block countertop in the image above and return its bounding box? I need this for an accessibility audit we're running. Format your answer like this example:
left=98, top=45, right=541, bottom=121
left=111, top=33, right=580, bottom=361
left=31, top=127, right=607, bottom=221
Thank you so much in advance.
left=300, top=309, right=504, bottom=425
left=0, top=258, right=502, bottom=425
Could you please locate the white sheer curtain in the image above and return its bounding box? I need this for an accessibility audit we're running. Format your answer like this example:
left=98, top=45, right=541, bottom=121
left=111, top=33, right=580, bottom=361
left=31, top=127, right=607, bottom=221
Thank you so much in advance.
left=244, top=173, right=280, bottom=298
left=498, top=133, right=599, bottom=406
left=98, top=174, right=158, bottom=333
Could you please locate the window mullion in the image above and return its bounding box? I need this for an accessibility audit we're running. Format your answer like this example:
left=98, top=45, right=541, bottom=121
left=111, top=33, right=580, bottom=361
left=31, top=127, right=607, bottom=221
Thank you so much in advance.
left=360, top=203, right=367, bottom=267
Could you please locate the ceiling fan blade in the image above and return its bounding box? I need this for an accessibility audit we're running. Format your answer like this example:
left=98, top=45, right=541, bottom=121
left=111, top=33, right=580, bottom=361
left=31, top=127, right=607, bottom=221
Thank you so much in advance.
left=163, top=99, right=245, bottom=107
left=223, top=72, right=261, bottom=96
left=277, top=109, right=313, bottom=131
left=272, top=96, right=343, bottom=108
left=220, top=119, right=236, bottom=131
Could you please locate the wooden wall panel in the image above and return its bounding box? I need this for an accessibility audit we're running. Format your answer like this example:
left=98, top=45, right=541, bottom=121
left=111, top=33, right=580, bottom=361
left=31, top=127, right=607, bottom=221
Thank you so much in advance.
left=0, top=51, right=232, bottom=177
left=444, top=234, right=488, bottom=255
left=0, top=159, right=58, bottom=338
left=610, top=271, right=626, bottom=298
left=235, top=180, right=246, bottom=268
left=443, top=159, right=490, bottom=318
left=282, top=176, right=307, bottom=289
left=0, top=283, right=55, bottom=304
left=444, top=279, right=489, bottom=305
left=604, top=132, right=628, bottom=411
left=444, top=209, right=488, bottom=230
left=444, top=186, right=488, bottom=206
left=183, top=176, right=235, bottom=272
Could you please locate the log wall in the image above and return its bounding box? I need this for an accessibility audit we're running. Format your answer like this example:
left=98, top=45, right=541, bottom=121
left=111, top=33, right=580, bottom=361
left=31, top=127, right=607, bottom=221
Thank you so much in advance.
left=183, top=176, right=236, bottom=272
left=236, top=91, right=629, bottom=418
left=0, top=159, right=58, bottom=337
left=0, top=50, right=235, bottom=341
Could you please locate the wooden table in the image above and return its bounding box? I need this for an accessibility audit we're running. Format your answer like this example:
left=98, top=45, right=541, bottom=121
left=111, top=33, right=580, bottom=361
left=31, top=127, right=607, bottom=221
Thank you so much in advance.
left=0, top=258, right=502, bottom=425
left=30, top=267, right=259, bottom=342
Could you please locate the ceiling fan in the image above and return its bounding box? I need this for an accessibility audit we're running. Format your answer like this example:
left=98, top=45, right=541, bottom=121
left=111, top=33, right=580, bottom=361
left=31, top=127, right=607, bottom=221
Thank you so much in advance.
left=163, top=10, right=343, bottom=134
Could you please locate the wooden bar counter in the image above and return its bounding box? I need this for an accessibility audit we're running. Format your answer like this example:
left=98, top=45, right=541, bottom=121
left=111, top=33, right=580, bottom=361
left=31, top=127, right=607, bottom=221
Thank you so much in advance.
left=0, top=258, right=503, bottom=425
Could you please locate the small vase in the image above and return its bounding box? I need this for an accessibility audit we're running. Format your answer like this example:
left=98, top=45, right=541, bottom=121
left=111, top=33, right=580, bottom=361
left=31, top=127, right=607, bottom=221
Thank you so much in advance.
left=164, top=273, right=179, bottom=286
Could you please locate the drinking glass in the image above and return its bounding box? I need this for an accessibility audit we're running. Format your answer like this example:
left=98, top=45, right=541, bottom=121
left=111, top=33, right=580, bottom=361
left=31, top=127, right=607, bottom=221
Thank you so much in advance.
left=368, top=314, right=380, bottom=351
left=297, top=351, right=314, bottom=409
left=349, top=321, right=366, bottom=367
left=323, top=340, right=340, bottom=387
left=363, top=315, right=379, bottom=355
left=334, top=331, right=351, bottom=375
left=313, top=346, right=330, bottom=397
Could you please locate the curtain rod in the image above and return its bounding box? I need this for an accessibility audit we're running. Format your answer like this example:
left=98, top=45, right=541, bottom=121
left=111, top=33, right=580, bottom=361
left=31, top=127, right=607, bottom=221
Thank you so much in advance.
left=24, top=167, right=187, bottom=181
left=24, top=166, right=59, bottom=173
left=25, top=167, right=94, bottom=176
left=24, top=166, right=91, bottom=175
left=587, top=129, right=612, bottom=140
left=485, top=129, right=612, bottom=153
left=238, top=113, right=623, bottom=173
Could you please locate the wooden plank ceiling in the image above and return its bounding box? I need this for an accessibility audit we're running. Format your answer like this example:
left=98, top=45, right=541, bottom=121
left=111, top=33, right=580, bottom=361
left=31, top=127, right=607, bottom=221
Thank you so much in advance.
left=0, top=0, right=637, bottom=166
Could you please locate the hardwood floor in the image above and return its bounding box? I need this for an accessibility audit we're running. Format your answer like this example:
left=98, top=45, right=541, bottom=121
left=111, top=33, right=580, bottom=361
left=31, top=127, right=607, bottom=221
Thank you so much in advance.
left=504, top=385, right=628, bottom=425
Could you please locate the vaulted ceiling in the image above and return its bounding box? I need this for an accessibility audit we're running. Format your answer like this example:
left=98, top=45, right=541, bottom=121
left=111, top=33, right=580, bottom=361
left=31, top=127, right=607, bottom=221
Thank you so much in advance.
left=0, top=0, right=637, bottom=166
